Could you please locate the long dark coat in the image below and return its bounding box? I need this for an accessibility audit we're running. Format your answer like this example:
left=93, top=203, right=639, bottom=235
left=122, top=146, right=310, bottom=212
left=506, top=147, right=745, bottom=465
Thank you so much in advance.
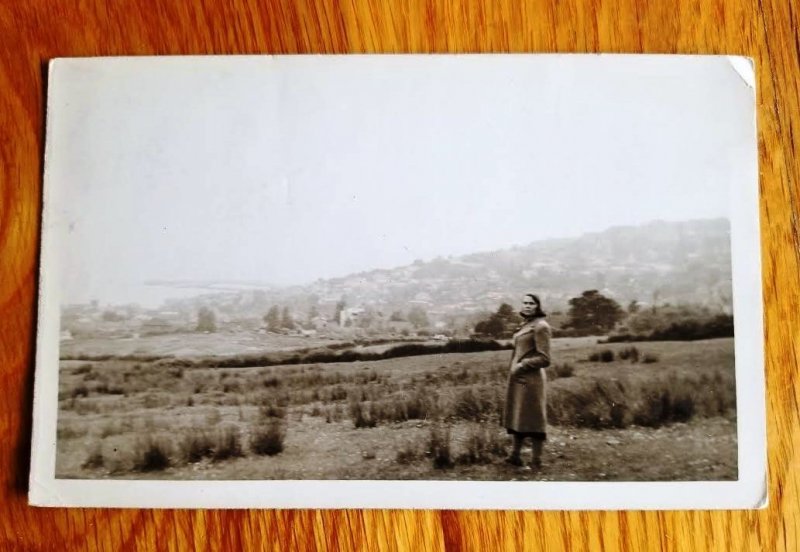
left=502, top=317, right=552, bottom=436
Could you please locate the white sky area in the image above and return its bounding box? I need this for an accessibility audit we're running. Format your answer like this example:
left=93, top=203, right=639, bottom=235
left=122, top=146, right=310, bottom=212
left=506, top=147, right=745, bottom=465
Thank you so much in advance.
left=46, top=55, right=755, bottom=306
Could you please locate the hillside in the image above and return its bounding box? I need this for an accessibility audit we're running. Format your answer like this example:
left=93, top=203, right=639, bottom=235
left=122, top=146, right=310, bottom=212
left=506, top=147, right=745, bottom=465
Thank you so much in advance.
left=97, top=218, right=732, bottom=325
left=299, top=218, right=732, bottom=315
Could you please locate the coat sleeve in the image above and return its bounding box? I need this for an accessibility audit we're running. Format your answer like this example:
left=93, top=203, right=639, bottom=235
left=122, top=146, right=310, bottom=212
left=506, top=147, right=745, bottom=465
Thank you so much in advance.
left=518, top=323, right=552, bottom=370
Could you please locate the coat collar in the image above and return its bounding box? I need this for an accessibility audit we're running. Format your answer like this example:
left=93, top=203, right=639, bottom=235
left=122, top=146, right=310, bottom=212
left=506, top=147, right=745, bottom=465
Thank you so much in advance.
left=513, top=319, right=538, bottom=338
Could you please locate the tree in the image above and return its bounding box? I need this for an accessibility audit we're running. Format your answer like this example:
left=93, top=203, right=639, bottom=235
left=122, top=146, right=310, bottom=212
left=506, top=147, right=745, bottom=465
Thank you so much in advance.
left=407, top=306, right=429, bottom=329
left=389, top=310, right=405, bottom=322
left=564, top=290, right=624, bottom=335
left=497, top=303, right=516, bottom=319
left=281, top=307, right=295, bottom=330
left=627, top=300, right=641, bottom=314
left=307, top=305, right=320, bottom=323
left=264, top=306, right=281, bottom=332
left=357, top=307, right=376, bottom=329
left=473, top=303, right=521, bottom=338
left=496, top=303, right=522, bottom=327
left=334, top=299, right=347, bottom=325
left=196, top=307, right=217, bottom=332
left=474, top=316, right=505, bottom=337
left=101, top=310, right=125, bottom=322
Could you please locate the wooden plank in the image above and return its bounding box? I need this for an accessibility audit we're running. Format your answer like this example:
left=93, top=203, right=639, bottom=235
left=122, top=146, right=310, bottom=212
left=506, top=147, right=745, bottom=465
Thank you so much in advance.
left=1, top=0, right=797, bottom=549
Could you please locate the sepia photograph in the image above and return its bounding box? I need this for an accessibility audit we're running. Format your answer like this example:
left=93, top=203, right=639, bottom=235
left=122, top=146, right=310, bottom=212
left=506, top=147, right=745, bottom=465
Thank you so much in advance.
left=30, top=54, right=765, bottom=509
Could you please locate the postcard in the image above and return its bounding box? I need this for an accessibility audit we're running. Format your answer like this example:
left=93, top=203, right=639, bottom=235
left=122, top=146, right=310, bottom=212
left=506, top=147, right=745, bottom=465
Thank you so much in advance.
left=30, top=54, right=765, bottom=509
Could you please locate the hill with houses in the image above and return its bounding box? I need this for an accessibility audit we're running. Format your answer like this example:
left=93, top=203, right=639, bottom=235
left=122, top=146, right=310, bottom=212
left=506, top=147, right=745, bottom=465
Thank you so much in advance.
left=62, top=218, right=733, bottom=336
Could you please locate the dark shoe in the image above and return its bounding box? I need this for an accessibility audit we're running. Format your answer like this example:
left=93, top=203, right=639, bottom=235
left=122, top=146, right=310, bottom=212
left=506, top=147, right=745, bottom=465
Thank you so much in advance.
left=505, top=455, right=523, bottom=467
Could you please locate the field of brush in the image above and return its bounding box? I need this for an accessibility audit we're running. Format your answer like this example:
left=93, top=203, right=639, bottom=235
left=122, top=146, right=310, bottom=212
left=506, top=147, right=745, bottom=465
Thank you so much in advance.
left=55, top=337, right=737, bottom=481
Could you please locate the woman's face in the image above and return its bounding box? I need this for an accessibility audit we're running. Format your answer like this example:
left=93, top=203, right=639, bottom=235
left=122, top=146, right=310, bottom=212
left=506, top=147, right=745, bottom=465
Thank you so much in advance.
left=521, top=296, right=539, bottom=317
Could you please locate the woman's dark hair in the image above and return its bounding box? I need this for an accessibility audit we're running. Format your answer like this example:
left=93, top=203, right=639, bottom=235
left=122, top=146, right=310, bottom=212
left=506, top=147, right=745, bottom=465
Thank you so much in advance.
left=523, top=293, right=547, bottom=319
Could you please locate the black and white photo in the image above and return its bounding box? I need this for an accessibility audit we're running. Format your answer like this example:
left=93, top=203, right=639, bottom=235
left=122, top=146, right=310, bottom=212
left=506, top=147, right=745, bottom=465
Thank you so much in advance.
left=30, top=54, right=765, bottom=509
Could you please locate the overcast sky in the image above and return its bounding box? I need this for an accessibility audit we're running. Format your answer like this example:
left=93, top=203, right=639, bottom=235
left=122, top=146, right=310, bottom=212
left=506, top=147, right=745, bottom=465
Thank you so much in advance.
left=46, top=55, right=755, bottom=306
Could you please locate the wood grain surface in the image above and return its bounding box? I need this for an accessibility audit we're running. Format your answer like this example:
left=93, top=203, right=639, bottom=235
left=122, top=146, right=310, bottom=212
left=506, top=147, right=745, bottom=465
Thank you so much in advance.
left=1, top=1, right=798, bottom=550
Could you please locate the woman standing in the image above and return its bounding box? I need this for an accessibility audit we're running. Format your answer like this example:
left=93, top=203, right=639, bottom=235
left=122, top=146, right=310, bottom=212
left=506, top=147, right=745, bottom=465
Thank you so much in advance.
left=503, top=293, right=552, bottom=469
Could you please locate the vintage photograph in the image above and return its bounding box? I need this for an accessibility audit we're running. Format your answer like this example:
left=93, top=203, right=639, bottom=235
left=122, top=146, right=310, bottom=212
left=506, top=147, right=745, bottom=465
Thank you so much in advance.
left=31, top=55, right=764, bottom=508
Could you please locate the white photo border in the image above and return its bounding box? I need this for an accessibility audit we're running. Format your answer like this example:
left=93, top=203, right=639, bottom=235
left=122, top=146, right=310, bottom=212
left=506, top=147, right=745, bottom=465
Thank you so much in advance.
left=29, top=54, right=766, bottom=509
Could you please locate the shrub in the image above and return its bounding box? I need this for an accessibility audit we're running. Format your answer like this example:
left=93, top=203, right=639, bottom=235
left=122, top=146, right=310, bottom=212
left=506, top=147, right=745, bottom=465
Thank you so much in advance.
left=396, top=440, right=423, bottom=464
left=168, top=366, right=184, bottom=378
left=82, top=444, right=105, bottom=469
left=222, top=381, right=243, bottom=394
left=602, top=334, right=641, bottom=344
left=205, top=408, right=223, bottom=426
left=551, top=328, right=584, bottom=338
left=550, top=363, right=575, bottom=378
left=132, top=437, right=173, bottom=472
left=366, top=390, right=438, bottom=425
left=259, top=403, right=287, bottom=420
left=442, top=339, right=510, bottom=354
left=181, top=430, right=215, bottom=463
left=398, top=389, right=437, bottom=420
left=74, top=363, right=94, bottom=375
left=179, top=427, right=244, bottom=463
left=99, top=420, right=124, bottom=438
left=605, top=313, right=734, bottom=343
left=73, top=399, right=102, bottom=415
left=609, top=403, right=629, bottom=428
left=174, top=337, right=511, bottom=370
left=450, top=386, right=499, bottom=422
left=634, top=386, right=694, bottom=427
left=588, top=350, right=615, bottom=362
left=649, top=315, right=734, bottom=341
left=618, top=347, right=640, bottom=362
left=261, top=376, right=281, bottom=388
left=94, top=381, right=126, bottom=395
left=71, top=384, right=90, bottom=398
left=348, top=400, right=377, bottom=428
left=143, top=393, right=172, bottom=409
left=319, top=384, right=348, bottom=403
left=324, top=404, right=344, bottom=423
left=457, top=424, right=506, bottom=464
left=545, top=367, right=735, bottom=430
left=381, top=343, right=436, bottom=357
left=549, top=380, right=631, bottom=429
left=57, top=423, right=86, bottom=440
left=211, top=426, right=245, bottom=461
left=250, top=419, right=286, bottom=455
left=642, top=353, right=660, bottom=364
left=255, top=390, right=289, bottom=420
left=429, top=424, right=454, bottom=469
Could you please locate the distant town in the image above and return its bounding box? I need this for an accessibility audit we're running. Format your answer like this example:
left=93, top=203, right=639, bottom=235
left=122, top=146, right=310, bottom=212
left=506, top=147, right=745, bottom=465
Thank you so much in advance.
left=60, top=218, right=733, bottom=342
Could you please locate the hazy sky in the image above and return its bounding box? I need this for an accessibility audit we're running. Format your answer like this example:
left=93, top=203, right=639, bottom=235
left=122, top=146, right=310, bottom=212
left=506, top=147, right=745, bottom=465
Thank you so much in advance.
left=46, top=55, right=755, bottom=305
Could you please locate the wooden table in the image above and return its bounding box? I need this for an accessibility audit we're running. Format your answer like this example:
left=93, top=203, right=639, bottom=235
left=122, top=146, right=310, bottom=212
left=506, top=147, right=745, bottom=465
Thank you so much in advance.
left=1, top=1, right=798, bottom=549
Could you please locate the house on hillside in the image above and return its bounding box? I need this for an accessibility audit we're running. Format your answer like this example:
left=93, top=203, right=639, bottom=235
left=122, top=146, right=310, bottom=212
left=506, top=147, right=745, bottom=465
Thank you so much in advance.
left=140, top=318, right=173, bottom=335
left=310, top=316, right=330, bottom=330
left=339, top=307, right=365, bottom=327
left=385, top=320, right=414, bottom=334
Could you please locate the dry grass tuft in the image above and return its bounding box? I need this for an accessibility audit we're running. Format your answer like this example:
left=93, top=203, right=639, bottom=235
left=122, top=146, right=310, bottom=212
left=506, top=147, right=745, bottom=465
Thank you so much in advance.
left=250, top=419, right=286, bottom=456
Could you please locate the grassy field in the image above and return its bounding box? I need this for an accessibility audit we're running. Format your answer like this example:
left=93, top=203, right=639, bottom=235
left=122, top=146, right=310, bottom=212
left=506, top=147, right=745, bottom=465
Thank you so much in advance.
left=55, top=337, right=737, bottom=481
